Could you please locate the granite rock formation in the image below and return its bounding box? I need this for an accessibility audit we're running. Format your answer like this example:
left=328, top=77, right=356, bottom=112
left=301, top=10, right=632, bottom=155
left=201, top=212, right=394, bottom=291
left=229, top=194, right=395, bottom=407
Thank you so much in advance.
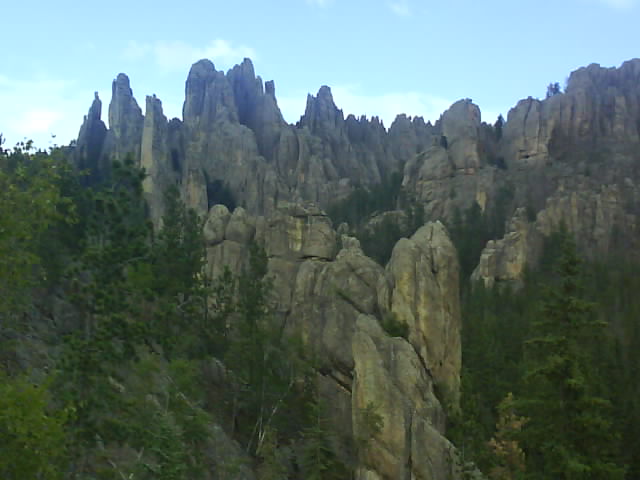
left=202, top=204, right=463, bottom=479
left=71, top=56, right=640, bottom=478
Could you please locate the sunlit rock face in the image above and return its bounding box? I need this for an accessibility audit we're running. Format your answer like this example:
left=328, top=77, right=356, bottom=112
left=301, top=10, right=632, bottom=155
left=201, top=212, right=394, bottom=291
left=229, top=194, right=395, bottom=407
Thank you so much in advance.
left=203, top=205, right=463, bottom=479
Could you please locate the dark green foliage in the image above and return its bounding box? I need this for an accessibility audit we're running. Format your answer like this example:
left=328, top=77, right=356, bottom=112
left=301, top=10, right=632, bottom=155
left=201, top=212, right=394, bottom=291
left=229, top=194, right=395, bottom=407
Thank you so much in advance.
left=381, top=312, right=409, bottom=339
left=453, top=232, right=634, bottom=478
left=449, top=185, right=514, bottom=281
left=0, top=141, right=357, bottom=479
left=300, top=397, right=351, bottom=480
left=519, top=235, right=625, bottom=479
left=152, top=186, right=205, bottom=297
left=354, top=401, right=384, bottom=451
left=0, top=143, right=76, bottom=319
left=327, top=170, right=404, bottom=228
left=0, top=372, right=70, bottom=480
left=449, top=202, right=490, bottom=280
left=327, top=169, right=426, bottom=265
left=546, top=82, right=562, bottom=98
left=224, top=242, right=308, bottom=455
left=359, top=215, right=405, bottom=265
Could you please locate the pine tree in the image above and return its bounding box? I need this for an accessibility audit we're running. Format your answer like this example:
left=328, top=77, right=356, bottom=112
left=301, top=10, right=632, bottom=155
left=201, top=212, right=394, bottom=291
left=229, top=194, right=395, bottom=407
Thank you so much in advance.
left=299, top=397, right=351, bottom=480
left=225, top=241, right=299, bottom=455
left=488, top=393, right=527, bottom=480
left=0, top=372, right=70, bottom=480
left=519, top=235, right=625, bottom=479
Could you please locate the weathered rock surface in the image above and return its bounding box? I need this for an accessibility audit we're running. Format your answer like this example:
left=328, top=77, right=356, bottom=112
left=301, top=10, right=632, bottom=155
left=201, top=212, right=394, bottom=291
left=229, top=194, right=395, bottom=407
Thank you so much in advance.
left=471, top=207, right=540, bottom=288
left=401, top=99, right=503, bottom=221
left=502, top=59, right=640, bottom=169
left=202, top=205, right=463, bottom=479
left=472, top=179, right=640, bottom=287
left=440, top=98, right=482, bottom=172
left=72, top=58, right=451, bottom=220
left=141, top=95, right=179, bottom=225
left=380, top=222, right=461, bottom=407
left=352, top=314, right=457, bottom=480
left=106, top=73, right=144, bottom=161
left=74, top=92, right=109, bottom=182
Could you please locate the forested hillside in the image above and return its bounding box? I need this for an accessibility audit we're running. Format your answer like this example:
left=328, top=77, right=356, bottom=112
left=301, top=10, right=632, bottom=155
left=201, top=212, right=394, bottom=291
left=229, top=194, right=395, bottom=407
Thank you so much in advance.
left=0, top=142, right=354, bottom=479
left=2, top=56, right=640, bottom=480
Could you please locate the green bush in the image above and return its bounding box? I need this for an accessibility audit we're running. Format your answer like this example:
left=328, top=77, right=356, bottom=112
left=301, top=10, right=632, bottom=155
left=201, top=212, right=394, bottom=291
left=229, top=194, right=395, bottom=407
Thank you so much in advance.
left=381, top=312, right=409, bottom=339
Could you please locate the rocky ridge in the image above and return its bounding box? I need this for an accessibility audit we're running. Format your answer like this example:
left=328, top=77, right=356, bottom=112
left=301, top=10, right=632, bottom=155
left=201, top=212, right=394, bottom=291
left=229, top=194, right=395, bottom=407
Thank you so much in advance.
left=70, top=57, right=640, bottom=477
left=202, top=204, right=462, bottom=479
left=75, top=58, right=441, bottom=224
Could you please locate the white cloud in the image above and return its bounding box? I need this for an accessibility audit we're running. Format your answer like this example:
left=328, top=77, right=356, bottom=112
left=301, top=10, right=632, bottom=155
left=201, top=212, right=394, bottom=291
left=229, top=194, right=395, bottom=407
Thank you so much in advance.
left=16, top=110, right=62, bottom=134
left=388, top=0, right=411, bottom=16
left=123, top=39, right=257, bottom=72
left=0, top=75, right=108, bottom=149
left=278, top=85, right=454, bottom=128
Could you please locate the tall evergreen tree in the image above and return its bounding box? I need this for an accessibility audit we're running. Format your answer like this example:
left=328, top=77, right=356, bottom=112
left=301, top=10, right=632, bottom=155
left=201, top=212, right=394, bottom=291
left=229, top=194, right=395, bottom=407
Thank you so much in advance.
left=519, top=235, right=625, bottom=479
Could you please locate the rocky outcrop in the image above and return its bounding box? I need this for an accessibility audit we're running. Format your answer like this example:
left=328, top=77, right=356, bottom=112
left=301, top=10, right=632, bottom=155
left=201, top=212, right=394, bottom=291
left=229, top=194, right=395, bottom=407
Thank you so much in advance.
left=501, top=59, right=640, bottom=169
left=73, top=57, right=447, bottom=218
left=472, top=179, right=640, bottom=287
left=66, top=53, right=640, bottom=480
left=202, top=205, right=463, bottom=479
left=471, top=208, right=541, bottom=288
left=298, top=86, right=385, bottom=186
left=106, top=73, right=144, bottom=161
left=380, top=222, right=461, bottom=408
left=352, top=315, right=457, bottom=480
left=440, top=99, right=482, bottom=172
left=74, top=92, right=109, bottom=182
left=400, top=98, right=504, bottom=221
left=227, top=59, right=286, bottom=162
left=141, top=95, right=178, bottom=225
left=387, top=114, right=435, bottom=162
left=73, top=58, right=640, bottom=265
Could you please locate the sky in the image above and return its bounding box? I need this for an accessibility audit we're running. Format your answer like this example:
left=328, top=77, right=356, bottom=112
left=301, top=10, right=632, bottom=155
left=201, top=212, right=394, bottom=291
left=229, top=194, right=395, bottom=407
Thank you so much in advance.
left=1, top=0, right=638, bottom=149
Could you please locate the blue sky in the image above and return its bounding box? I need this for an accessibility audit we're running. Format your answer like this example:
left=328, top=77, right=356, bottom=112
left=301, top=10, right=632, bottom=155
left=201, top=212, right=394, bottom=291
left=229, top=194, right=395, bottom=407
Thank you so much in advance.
left=1, top=0, right=638, bottom=149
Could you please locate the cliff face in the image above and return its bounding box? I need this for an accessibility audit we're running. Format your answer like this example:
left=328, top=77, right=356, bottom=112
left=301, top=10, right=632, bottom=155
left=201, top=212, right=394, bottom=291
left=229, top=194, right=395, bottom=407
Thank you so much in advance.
left=503, top=59, right=640, bottom=169
left=202, top=204, right=463, bottom=479
left=74, top=58, right=640, bottom=230
left=75, top=57, right=439, bottom=222
left=471, top=60, right=640, bottom=286
left=472, top=179, right=639, bottom=288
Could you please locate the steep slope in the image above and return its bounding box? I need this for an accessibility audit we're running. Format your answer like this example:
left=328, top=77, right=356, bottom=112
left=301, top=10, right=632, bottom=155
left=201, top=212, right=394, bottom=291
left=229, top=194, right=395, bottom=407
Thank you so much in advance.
left=202, top=204, right=464, bottom=479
